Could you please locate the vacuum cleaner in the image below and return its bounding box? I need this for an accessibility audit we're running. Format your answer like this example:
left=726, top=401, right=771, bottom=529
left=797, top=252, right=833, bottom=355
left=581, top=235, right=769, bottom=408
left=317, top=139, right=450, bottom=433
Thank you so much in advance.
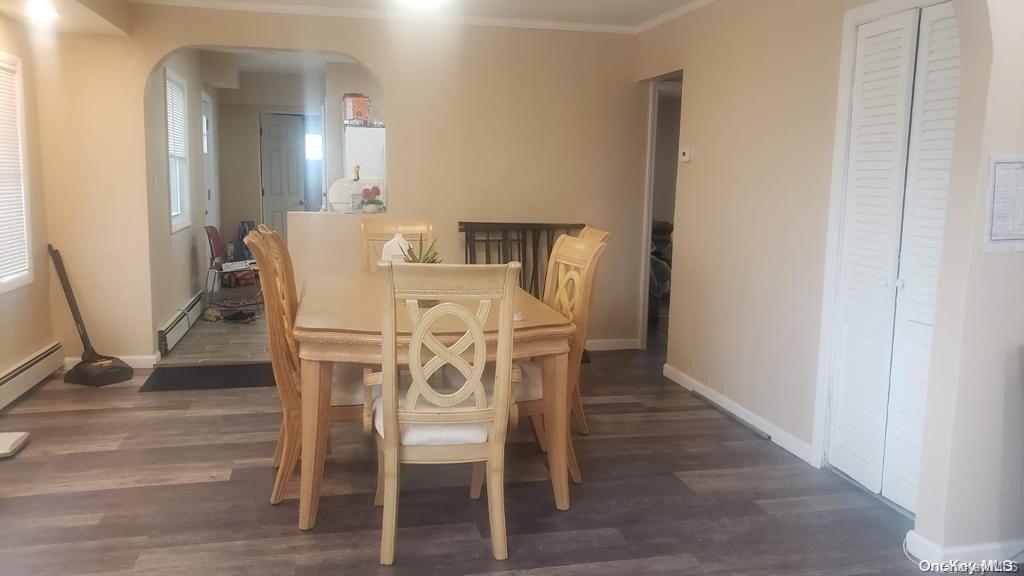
left=49, top=245, right=134, bottom=386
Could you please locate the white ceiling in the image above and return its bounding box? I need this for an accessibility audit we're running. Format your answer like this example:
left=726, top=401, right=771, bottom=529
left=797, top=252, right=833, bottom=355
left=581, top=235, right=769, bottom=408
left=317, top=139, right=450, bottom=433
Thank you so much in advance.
left=134, top=0, right=717, bottom=34
left=214, top=48, right=357, bottom=73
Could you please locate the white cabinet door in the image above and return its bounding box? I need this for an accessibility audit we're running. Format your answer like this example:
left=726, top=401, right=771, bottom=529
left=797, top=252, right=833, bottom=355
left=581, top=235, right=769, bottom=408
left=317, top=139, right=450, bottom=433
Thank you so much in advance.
left=828, top=8, right=919, bottom=492
left=883, top=1, right=961, bottom=512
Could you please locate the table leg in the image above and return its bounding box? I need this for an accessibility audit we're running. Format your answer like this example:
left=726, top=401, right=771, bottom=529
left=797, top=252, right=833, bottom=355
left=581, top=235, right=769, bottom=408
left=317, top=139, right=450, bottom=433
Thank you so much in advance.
left=299, top=359, right=332, bottom=530
left=541, top=352, right=570, bottom=510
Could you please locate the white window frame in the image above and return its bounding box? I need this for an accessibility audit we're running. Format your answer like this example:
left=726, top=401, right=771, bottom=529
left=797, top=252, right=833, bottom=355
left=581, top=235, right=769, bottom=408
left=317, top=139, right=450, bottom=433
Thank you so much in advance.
left=0, top=52, right=32, bottom=295
left=165, top=68, right=190, bottom=234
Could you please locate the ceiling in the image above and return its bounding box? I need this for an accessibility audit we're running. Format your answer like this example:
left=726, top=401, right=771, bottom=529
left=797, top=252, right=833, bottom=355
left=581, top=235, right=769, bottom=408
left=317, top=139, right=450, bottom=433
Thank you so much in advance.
left=214, top=48, right=357, bottom=74
left=133, top=0, right=717, bottom=33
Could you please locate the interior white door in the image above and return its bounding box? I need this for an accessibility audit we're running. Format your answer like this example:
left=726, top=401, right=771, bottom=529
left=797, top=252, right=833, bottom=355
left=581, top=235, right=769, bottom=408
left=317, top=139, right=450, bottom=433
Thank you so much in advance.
left=882, top=2, right=961, bottom=512
left=828, top=8, right=920, bottom=493
left=260, top=113, right=306, bottom=238
left=202, top=95, right=219, bottom=231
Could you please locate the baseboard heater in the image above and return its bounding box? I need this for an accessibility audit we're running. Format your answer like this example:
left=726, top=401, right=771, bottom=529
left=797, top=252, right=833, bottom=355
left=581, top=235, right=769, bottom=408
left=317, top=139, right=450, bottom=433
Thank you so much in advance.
left=158, top=292, right=205, bottom=357
left=0, top=343, right=63, bottom=411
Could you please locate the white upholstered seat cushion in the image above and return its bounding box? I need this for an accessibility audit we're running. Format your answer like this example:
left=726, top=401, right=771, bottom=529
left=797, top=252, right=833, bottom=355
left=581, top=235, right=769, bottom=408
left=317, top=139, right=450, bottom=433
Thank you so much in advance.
left=372, top=371, right=488, bottom=446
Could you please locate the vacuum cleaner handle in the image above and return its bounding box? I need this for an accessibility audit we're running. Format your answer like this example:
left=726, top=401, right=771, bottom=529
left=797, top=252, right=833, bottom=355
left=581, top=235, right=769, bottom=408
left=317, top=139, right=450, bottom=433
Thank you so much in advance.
left=48, top=244, right=96, bottom=358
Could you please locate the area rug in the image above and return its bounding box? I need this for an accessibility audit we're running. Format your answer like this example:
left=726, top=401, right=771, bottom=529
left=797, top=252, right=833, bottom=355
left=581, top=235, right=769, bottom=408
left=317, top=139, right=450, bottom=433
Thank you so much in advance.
left=139, top=363, right=275, bottom=392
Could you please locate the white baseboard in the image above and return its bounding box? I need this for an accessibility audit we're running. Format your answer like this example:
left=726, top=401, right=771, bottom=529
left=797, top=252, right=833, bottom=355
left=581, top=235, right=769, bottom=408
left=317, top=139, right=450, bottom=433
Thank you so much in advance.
left=64, top=354, right=160, bottom=371
left=905, top=530, right=1024, bottom=563
left=586, top=338, right=641, bottom=351
left=662, top=363, right=820, bottom=467
left=0, top=343, right=63, bottom=410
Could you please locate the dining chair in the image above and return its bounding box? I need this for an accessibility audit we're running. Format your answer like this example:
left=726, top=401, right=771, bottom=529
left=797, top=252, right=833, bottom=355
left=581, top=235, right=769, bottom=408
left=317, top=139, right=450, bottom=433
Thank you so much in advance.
left=513, top=233, right=608, bottom=483
left=578, top=225, right=610, bottom=244
left=245, top=225, right=368, bottom=505
left=358, top=218, right=438, bottom=431
left=565, top=226, right=608, bottom=434
left=374, top=261, right=520, bottom=564
left=359, top=218, right=436, bottom=272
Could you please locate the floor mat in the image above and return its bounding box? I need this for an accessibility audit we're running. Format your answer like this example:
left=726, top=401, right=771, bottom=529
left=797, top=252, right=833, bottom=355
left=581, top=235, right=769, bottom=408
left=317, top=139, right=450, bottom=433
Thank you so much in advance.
left=139, top=363, right=274, bottom=392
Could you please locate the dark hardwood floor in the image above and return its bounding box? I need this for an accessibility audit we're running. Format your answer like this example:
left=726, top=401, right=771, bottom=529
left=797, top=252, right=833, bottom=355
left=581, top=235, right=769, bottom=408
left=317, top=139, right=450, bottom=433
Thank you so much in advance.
left=0, top=315, right=916, bottom=575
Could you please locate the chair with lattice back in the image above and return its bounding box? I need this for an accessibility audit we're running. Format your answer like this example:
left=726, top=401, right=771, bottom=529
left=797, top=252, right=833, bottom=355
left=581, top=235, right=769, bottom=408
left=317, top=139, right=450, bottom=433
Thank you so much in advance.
left=512, top=231, right=608, bottom=483
left=373, top=261, right=520, bottom=565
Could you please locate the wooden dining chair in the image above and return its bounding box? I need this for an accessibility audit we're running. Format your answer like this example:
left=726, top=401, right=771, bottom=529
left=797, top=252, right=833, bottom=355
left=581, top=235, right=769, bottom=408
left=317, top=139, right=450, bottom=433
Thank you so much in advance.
left=360, top=218, right=436, bottom=272
left=374, top=261, right=520, bottom=565
left=358, top=218, right=438, bottom=430
left=513, top=233, right=608, bottom=483
left=578, top=225, right=610, bottom=245
left=245, top=226, right=367, bottom=505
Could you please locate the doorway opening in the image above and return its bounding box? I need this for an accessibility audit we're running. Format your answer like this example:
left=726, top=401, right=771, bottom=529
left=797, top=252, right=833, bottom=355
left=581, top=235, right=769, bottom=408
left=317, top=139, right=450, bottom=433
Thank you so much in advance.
left=641, top=72, right=682, bottom=352
left=143, top=47, right=384, bottom=369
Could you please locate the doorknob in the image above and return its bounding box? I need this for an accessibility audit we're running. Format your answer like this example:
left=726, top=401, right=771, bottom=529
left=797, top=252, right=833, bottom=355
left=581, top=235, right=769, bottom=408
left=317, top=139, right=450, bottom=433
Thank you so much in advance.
left=298, top=199, right=307, bottom=207
left=895, top=278, right=906, bottom=290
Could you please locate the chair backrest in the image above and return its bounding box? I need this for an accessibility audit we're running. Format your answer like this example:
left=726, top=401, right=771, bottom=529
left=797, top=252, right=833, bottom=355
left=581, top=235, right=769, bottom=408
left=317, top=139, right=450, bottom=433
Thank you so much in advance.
left=578, top=226, right=610, bottom=244
left=244, top=226, right=301, bottom=412
left=542, top=234, right=608, bottom=384
left=378, top=262, right=520, bottom=447
left=205, top=225, right=226, bottom=265
left=360, top=218, right=436, bottom=272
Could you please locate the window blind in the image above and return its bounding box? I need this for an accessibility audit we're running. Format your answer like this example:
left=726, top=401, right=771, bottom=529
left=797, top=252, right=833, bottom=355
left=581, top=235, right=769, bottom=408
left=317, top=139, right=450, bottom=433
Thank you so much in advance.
left=0, top=61, right=28, bottom=284
left=165, top=75, right=186, bottom=159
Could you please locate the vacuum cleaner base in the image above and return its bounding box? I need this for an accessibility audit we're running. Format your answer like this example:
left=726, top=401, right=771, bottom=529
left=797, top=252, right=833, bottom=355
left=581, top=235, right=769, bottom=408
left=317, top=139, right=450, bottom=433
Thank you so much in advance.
left=65, top=357, right=134, bottom=386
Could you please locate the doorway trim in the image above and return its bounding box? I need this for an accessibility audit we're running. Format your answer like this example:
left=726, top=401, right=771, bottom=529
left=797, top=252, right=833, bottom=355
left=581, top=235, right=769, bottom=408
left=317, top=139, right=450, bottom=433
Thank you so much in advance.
left=811, top=0, right=955, bottom=470
left=638, top=71, right=683, bottom=351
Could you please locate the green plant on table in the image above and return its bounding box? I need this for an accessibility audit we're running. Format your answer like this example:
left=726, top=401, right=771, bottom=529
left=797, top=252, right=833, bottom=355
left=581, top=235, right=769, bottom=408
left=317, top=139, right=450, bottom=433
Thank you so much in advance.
left=403, top=238, right=443, bottom=264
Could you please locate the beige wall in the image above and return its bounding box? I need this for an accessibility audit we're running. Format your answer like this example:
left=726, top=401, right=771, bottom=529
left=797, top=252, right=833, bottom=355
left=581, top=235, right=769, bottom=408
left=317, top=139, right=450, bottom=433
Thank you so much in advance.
left=0, top=16, right=54, bottom=372
left=638, top=0, right=866, bottom=445
left=915, top=0, right=1024, bottom=555
left=32, top=4, right=647, bottom=359
left=144, top=49, right=209, bottom=343
left=217, top=70, right=326, bottom=237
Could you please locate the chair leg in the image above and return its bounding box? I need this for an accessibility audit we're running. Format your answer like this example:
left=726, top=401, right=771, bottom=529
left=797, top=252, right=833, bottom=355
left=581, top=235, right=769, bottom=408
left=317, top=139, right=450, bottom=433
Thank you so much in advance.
left=374, top=442, right=385, bottom=507
left=568, top=437, right=582, bottom=484
left=379, top=452, right=400, bottom=565
left=272, top=422, right=285, bottom=468
left=530, top=414, right=548, bottom=453
left=486, top=456, right=508, bottom=560
left=470, top=462, right=485, bottom=500
left=270, top=420, right=300, bottom=505
left=572, top=389, right=590, bottom=435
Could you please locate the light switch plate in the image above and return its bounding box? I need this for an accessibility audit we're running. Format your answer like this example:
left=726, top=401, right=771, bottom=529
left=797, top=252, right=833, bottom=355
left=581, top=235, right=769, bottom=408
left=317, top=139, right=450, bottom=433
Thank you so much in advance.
left=679, top=148, right=692, bottom=163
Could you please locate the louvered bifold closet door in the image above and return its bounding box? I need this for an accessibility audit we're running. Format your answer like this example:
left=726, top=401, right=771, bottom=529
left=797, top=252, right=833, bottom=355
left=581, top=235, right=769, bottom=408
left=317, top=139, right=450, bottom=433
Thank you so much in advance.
left=882, top=2, right=960, bottom=513
left=828, top=9, right=919, bottom=492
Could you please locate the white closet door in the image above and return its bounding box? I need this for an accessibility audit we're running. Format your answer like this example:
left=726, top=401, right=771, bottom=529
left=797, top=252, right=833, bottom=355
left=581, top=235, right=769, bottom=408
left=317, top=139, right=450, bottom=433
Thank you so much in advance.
left=883, top=1, right=960, bottom=512
left=828, top=9, right=919, bottom=492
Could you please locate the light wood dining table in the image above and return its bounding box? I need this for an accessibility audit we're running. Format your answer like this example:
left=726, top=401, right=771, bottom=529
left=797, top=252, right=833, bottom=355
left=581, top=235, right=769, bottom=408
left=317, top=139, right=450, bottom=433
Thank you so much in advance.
left=292, top=272, right=577, bottom=530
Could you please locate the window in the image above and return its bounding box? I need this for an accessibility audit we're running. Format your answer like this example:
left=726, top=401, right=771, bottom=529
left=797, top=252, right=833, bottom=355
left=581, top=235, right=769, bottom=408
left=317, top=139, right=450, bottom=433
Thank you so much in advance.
left=0, top=53, right=30, bottom=294
left=305, top=133, right=323, bottom=161
left=165, top=69, right=189, bottom=233
left=201, top=111, right=209, bottom=155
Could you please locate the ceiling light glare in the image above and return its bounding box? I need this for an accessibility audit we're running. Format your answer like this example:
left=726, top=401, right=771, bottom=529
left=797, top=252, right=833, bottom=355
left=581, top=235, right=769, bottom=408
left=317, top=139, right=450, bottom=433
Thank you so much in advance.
left=26, top=0, right=59, bottom=24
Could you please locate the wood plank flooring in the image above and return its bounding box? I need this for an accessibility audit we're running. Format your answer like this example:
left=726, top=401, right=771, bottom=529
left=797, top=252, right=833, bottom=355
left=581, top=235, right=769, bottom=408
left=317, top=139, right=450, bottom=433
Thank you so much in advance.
left=0, top=324, right=917, bottom=575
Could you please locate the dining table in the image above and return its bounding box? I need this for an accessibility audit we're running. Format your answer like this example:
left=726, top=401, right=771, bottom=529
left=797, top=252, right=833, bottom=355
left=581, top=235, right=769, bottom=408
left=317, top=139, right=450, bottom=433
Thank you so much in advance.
left=292, top=271, right=577, bottom=530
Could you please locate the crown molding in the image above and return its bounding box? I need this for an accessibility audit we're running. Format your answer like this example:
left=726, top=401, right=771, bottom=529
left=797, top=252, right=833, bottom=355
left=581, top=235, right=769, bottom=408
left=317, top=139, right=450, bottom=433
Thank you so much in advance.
left=635, top=0, right=719, bottom=33
left=131, top=0, right=720, bottom=35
